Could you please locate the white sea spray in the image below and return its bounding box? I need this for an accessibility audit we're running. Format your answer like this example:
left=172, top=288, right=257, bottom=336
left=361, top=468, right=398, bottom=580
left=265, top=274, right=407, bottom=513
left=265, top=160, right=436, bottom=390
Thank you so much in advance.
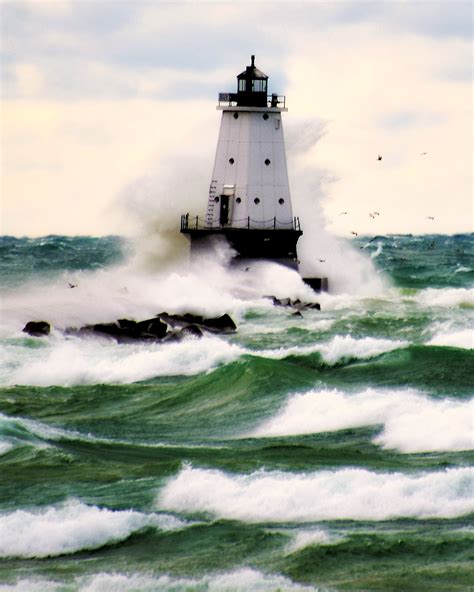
left=251, top=388, right=474, bottom=453
left=158, top=465, right=474, bottom=522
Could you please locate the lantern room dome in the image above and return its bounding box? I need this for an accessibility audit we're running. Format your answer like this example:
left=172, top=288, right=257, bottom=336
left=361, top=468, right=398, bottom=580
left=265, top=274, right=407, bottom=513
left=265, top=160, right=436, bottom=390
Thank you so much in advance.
left=217, top=55, right=286, bottom=110
left=237, top=55, right=268, bottom=81
left=235, top=55, right=268, bottom=107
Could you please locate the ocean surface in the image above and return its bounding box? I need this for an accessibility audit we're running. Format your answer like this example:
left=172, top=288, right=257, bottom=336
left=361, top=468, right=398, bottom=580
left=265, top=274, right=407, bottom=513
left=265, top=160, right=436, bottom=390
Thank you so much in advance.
left=0, top=233, right=473, bottom=591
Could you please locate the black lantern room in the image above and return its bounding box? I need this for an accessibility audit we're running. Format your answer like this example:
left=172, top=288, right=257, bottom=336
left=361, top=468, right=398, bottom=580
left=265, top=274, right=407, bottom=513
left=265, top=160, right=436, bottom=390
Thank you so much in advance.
left=236, top=55, right=268, bottom=107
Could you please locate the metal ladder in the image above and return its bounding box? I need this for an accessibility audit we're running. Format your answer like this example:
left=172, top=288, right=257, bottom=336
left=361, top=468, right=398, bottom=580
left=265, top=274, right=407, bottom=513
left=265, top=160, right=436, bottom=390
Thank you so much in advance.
left=206, top=180, right=218, bottom=226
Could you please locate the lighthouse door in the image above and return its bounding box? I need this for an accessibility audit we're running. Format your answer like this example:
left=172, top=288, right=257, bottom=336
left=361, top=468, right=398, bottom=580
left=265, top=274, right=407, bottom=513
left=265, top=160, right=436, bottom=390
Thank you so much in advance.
left=219, top=195, right=230, bottom=225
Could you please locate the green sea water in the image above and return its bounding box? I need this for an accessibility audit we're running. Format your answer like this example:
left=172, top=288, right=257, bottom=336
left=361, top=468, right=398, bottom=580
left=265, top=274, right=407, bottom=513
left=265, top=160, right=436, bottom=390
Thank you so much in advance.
left=0, top=234, right=473, bottom=591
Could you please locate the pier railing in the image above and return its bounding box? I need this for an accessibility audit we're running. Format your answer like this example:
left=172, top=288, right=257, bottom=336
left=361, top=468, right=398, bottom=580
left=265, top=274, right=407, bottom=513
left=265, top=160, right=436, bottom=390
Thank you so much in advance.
left=181, top=214, right=301, bottom=232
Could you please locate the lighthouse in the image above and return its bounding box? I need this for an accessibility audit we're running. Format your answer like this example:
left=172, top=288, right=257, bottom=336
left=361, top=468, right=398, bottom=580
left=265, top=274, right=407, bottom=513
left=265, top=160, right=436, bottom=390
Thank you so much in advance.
left=181, top=55, right=303, bottom=269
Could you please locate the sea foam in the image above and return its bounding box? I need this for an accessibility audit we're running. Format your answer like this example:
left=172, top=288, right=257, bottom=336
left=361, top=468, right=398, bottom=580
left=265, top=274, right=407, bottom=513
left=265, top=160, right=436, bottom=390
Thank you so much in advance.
left=0, top=501, right=187, bottom=558
left=252, top=388, right=474, bottom=453
left=415, top=287, right=474, bottom=308
left=0, top=569, right=317, bottom=592
left=259, top=335, right=408, bottom=364
left=158, top=465, right=474, bottom=522
left=427, top=328, right=473, bottom=349
left=1, top=330, right=406, bottom=387
left=285, top=528, right=343, bottom=554
left=3, top=335, right=244, bottom=387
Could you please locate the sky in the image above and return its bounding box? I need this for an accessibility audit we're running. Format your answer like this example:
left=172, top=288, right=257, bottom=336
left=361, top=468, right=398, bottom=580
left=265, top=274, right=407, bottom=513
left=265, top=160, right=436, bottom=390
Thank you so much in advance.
left=1, top=0, right=472, bottom=237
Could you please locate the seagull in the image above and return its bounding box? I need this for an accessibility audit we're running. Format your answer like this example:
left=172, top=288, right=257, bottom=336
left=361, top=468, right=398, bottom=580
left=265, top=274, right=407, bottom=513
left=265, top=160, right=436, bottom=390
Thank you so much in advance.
left=421, top=152, right=428, bottom=156
left=427, top=216, right=435, bottom=220
left=374, top=211, right=380, bottom=216
left=377, top=155, right=382, bottom=161
left=351, top=231, right=358, bottom=236
left=369, top=213, right=376, bottom=219
left=68, top=283, right=77, bottom=289
left=319, top=259, right=326, bottom=263
left=339, top=211, right=348, bottom=215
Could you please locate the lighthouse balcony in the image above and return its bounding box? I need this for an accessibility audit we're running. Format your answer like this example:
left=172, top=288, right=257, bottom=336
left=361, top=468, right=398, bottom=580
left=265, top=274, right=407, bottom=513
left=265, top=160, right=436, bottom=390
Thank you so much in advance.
left=180, top=214, right=303, bottom=263
left=217, top=93, right=287, bottom=111
left=180, top=214, right=301, bottom=233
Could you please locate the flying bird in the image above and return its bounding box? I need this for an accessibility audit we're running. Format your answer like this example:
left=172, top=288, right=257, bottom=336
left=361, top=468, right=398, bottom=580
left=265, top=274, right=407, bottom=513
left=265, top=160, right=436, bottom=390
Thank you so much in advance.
left=427, top=216, right=435, bottom=220
left=319, top=259, right=326, bottom=263
left=68, top=283, right=77, bottom=289
left=351, top=231, right=358, bottom=236
left=421, top=152, right=428, bottom=156
left=339, top=211, right=348, bottom=215
left=369, top=213, right=375, bottom=219
left=377, top=155, right=382, bottom=161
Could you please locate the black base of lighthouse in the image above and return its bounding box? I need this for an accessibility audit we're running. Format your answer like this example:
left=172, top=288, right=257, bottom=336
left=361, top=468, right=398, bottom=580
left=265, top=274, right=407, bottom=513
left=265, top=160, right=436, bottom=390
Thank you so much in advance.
left=181, top=228, right=302, bottom=269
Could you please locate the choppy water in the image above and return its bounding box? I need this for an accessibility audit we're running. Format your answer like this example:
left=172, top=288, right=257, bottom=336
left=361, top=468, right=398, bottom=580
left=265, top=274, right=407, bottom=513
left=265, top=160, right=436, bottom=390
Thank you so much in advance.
left=0, top=233, right=473, bottom=591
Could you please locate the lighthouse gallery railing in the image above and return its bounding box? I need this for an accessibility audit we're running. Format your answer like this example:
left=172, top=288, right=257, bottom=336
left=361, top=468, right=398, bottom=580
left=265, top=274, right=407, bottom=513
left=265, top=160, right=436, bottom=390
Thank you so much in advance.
left=181, top=215, right=301, bottom=232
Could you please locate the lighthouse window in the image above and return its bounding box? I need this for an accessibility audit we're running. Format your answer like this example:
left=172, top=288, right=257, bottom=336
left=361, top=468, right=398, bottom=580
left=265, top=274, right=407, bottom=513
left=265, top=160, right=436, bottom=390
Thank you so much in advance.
left=263, top=113, right=269, bottom=120
left=236, top=197, right=241, bottom=204
left=254, top=198, right=260, bottom=205
left=278, top=198, right=285, bottom=205
left=238, top=79, right=246, bottom=92
left=214, top=196, right=220, bottom=203
left=233, top=112, right=239, bottom=119
left=265, top=159, right=271, bottom=166
left=252, top=79, right=267, bottom=93
left=229, top=158, right=234, bottom=165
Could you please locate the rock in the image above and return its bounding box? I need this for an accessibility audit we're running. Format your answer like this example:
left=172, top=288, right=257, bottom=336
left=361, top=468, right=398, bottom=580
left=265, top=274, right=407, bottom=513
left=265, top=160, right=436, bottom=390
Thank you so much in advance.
left=201, top=313, right=236, bottom=333
left=90, top=322, right=123, bottom=338
left=70, top=318, right=168, bottom=342
left=292, top=311, right=303, bottom=317
left=268, top=296, right=321, bottom=312
left=179, top=324, right=204, bottom=338
left=156, top=312, right=204, bottom=327
left=272, top=297, right=292, bottom=307
left=63, top=312, right=236, bottom=343
left=157, top=312, right=236, bottom=334
left=23, top=321, right=50, bottom=336
left=135, top=318, right=168, bottom=338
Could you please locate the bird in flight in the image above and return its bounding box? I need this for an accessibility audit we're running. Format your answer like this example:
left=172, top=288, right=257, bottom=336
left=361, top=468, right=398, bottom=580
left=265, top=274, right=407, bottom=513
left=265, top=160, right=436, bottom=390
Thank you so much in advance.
left=377, top=155, right=382, bottom=161
left=339, top=211, right=348, bottom=215
left=351, top=231, right=358, bottom=236
left=427, top=216, right=435, bottom=220
left=421, top=152, right=428, bottom=156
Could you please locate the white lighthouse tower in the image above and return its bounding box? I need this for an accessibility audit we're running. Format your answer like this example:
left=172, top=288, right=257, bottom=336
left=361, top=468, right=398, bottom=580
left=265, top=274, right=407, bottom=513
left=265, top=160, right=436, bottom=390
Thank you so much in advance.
left=181, top=55, right=302, bottom=269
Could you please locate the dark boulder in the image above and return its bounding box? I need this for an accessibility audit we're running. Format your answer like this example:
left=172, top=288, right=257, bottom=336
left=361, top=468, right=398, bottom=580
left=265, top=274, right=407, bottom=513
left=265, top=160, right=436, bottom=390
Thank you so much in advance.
left=271, top=297, right=292, bottom=307
left=267, top=296, right=321, bottom=312
left=62, top=312, right=236, bottom=343
left=70, top=318, right=168, bottom=342
left=157, top=312, right=236, bottom=334
left=201, top=313, right=236, bottom=333
left=156, top=312, right=203, bottom=328
left=23, top=321, right=50, bottom=336
left=136, top=318, right=168, bottom=338
left=179, top=324, right=204, bottom=338
left=90, top=322, right=123, bottom=337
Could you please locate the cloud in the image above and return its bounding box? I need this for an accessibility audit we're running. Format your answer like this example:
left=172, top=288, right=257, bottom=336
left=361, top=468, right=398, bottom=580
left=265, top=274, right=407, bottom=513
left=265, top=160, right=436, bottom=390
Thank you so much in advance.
left=1, top=1, right=472, bottom=236
left=377, top=110, right=445, bottom=131
left=3, top=2, right=470, bottom=101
